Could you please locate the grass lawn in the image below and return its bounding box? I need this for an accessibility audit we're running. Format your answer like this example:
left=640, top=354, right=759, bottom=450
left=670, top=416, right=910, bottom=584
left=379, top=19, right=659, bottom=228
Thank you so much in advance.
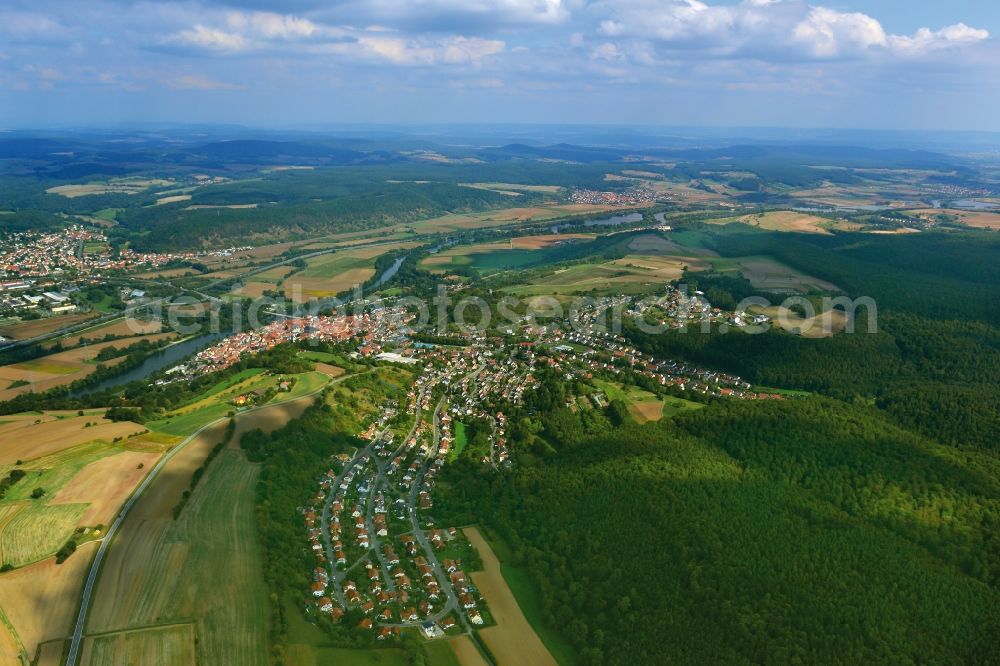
left=423, top=640, right=461, bottom=666
left=272, top=371, right=328, bottom=402
left=753, top=385, right=812, bottom=397
left=449, top=422, right=468, bottom=462
left=148, top=370, right=327, bottom=436
left=660, top=397, right=706, bottom=418
left=284, top=603, right=411, bottom=666
left=146, top=403, right=233, bottom=437
left=593, top=379, right=703, bottom=423
left=297, top=350, right=340, bottom=363
left=92, top=208, right=121, bottom=221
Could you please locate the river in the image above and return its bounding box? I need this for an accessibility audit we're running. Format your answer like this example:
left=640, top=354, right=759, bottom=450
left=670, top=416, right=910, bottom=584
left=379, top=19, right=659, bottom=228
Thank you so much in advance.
left=72, top=331, right=227, bottom=395
left=73, top=254, right=408, bottom=394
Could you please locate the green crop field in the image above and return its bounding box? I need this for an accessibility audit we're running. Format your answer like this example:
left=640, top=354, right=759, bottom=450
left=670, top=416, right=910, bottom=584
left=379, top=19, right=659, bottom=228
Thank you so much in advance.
left=86, top=625, right=197, bottom=666
left=0, top=503, right=87, bottom=566
left=85, top=450, right=269, bottom=665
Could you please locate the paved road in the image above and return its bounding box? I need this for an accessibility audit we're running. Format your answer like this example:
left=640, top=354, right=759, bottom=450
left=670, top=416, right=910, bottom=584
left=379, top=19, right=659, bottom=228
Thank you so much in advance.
left=64, top=380, right=338, bottom=666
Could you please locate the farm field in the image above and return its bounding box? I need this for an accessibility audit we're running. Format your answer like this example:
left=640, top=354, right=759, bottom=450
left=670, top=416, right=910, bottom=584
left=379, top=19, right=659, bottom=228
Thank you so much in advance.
left=710, top=255, right=841, bottom=293
left=54, top=318, right=163, bottom=347
left=50, top=449, right=163, bottom=525
left=45, top=179, right=173, bottom=198
left=0, top=415, right=143, bottom=465
left=0, top=332, right=177, bottom=401
left=459, top=182, right=563, bottom=195
left=593, top=379, right=704, bottom=423
left=749, top=304, right=850, bottom=338
left=82, top=450, right=269, bottom=666
left=504, top=258, right=686, bottom=297
left=907, top=207, right=1000, bottom=230
left=0, top=540, right=98, bottom=662
left=233, top=281, right=277, bottom=298
left=404, top=203, right=634, bottom=235
left=134, top=266, right=199, bottom=278
left=283, top=242, right=422, bottom=301
left=145, top=370, right=326, bottom=437
left=0, top=313, right=98, bottom=341
left=463, top=527, right=557, bottom=666
left=446, top=637, right=488, bottom=666
left=420, top=234, right=593, bottom=273
left=0, top=503, right=87, bottom=567
left=84, top=624, right=197, bottom=666
left=732, top=210, right=835, bottom=234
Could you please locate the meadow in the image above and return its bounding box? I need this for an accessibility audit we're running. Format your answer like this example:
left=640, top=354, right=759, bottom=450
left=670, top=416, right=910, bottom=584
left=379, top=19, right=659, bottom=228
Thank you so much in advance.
left=592, top=379, right=703, bottom=423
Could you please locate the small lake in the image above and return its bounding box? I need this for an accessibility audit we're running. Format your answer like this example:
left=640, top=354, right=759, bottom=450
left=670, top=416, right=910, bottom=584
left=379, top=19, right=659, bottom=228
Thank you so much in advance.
left=932, top=199, right=998, bottom=210
left=552, top=212, right=643, bottom=232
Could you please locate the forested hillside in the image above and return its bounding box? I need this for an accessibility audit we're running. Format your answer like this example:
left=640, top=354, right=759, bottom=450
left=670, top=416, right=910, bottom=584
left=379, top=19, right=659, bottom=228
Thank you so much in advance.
left=436, top=399, right=1000, bottom=665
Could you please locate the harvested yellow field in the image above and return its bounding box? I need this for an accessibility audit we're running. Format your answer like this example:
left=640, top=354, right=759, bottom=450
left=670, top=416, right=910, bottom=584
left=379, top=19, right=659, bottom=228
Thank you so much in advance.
left=314, top=363, right=345, bottom=378
left=461, top=182, right=562, bottom=194
left=736, top=210, right=834, bottom=234
left=54, top=334, right=175, bottom=364
left=449, top=636, right=490, bottom=666
left=0, top=355, right=127, bottom=402
left=463, top=527, right=556, bottom=666
left=285, top=269, right=375, bottom=300
left=0, top=540, right=97, bottom=659
left=83, top=624, right=197, bottom=666
left=234, top=281, right=278, bottom=298
left=0, top=313, right=98, bottom=340
left=629, top=400, right=665, bottom=423
left=155, top=194, right=192, bottom=205
left=0, top=623, right=24, bottom=666
left=908, top=208, right=1000, bottom=230
left=753, top=305, right=849, bottom=338
left=57, top=319, right=163, bottom=347
left=0, top=416, right=142, bottom=465
left=253, top=266, right=296, bottom=281
left=51, top=450, right=163, bottom=525
left=46, top=179, right=172, bottom=198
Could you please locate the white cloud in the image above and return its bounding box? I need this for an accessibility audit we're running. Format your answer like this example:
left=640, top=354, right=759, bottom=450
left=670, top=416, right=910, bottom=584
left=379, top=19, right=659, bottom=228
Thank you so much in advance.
left=341, top=34, right=505, bottom=66
left=792, top=7, right=887, bottom=58
left=591, top=42, right=621, bottom=61
left=593, top=0, right=989, bottom=62
left=225, top=11, right=319, bottom=40
left=167, top=73, right=242, bottom=90
left=171, top=25, right=248, bottom=52
left=363, top=0, right=574, bottom=26
left=888, top=23, right=989, bottom=56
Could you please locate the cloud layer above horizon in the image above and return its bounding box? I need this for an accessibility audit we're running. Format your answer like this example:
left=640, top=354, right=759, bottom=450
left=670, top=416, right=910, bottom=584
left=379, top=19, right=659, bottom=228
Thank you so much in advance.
left=0, top=0, right=996, bottom=130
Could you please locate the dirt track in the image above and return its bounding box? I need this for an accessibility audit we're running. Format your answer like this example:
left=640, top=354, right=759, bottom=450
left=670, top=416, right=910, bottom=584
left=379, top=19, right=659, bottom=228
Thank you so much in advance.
left=463, top=527, right=557, bottom=666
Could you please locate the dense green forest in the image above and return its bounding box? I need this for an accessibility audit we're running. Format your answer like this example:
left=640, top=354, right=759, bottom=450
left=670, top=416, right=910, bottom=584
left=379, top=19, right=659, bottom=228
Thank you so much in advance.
left=622, top=228, right=1000, bottom=450
left=436, top=396, right=1000, bottom=665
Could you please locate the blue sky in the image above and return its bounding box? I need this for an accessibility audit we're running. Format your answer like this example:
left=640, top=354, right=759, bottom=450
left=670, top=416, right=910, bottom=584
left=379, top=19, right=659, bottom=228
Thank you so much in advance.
left=0, top=1, right=997, bottom=130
